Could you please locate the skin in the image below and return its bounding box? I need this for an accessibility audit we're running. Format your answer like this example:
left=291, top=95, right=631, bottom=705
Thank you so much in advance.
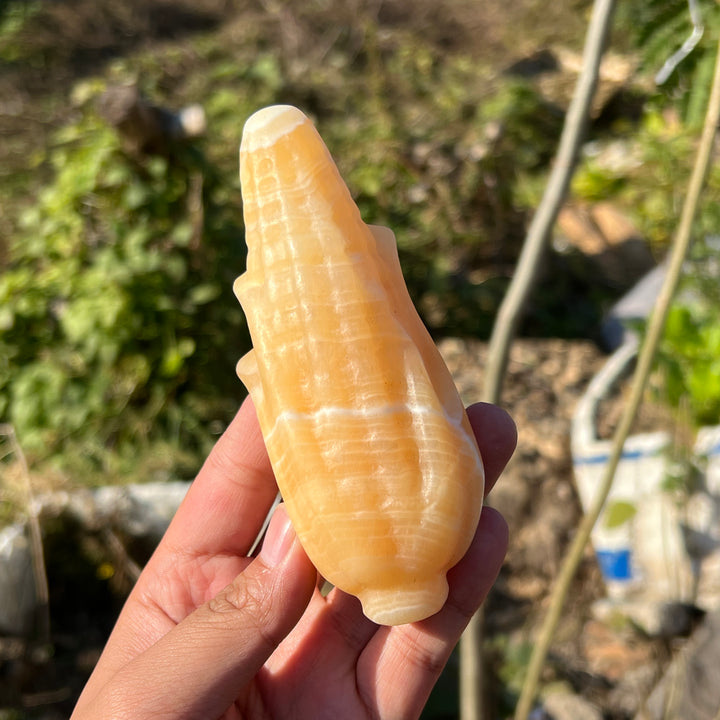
left=71, top=397, right=516, bottom=720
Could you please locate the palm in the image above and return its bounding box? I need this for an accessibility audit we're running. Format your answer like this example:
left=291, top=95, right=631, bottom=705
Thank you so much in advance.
left=139, top=548, right=434, bottom=719
left=72, top=398, right=514, bottom=720
left=235, top=589, right=381, bottom=720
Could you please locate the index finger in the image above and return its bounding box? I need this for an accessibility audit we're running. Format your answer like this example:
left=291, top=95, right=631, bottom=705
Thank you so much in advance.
left=161, top=395, right=279, bottom=558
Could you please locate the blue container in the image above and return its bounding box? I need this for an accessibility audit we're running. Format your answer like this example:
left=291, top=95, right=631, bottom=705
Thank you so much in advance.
left=596, top=548, right=633, bottom=581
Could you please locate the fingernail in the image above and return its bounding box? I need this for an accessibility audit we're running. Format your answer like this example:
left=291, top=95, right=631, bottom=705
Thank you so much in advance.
left=260, top=505, right=295, bottom=566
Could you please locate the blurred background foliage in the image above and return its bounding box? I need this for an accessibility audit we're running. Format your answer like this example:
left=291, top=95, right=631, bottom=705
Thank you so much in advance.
left=0, top=0, right=719, bottom=487
left=619, top=0, right=720, bottom=129
left=654, top=236, right=720, bottom=428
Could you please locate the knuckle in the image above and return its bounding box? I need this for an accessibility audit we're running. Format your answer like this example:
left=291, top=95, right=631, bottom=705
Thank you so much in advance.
left=403, top=631, right=447, bottom=678
left=206, top=573, right=278, bottom=648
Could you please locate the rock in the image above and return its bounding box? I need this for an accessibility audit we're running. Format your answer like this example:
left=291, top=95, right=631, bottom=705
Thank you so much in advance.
left=34, top=481, right=190, bottom=541
left=0, top=481, right=191, bottom=639
left=641, top=609, right=720, bottom=719
left=97, top=83, right=205, bottom=156
left=581, top=618, right=657, bottom=682
left=607, top=663, right=659, bottom=718
left=0, top=523, right=36, bottom=636
left=592, top=599, right=701, bottom=639
left=91, top=481, right=191, bottom=542
left=599, top=262, right=667, bottom=351
left=556, top=202, right=655, bottom=293
left=541, top=691, right=603, bottom=720
left=504, top=48, right=559, bottom=77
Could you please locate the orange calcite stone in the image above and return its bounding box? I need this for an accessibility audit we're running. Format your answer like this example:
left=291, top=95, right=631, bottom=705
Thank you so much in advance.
left=234, top=105, right=484, bottom=625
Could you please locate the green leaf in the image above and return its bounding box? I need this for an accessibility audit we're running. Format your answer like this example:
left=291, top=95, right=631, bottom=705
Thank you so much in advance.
left=160, top=338, right=196, bottom=377
left=189, top=283, right=220, bottom=306
left=171, top=221, right=194, bottom=247
left=124, top=181, right=151, bottom=209
left=604, top=500, right=637, bottom=529
left=0, top=306, right=13, bottom=331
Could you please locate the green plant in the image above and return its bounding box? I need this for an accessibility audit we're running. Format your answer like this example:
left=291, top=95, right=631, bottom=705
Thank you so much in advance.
left=0, top=0, right=43, bottom=63
left=571, top=106, right=720, bottom=253
left=603, top=499, right=637, bottom=529
left=126, top=28, right=563, bottom=339
left=620, top=0, right=720, bottom=128
left=653, top=239, right=720, bottom=427
left=486, top=634, right=535, bottom=715
left=0, top=82, right=247, bottom=481
left=0, top=12, right=574, bottom=484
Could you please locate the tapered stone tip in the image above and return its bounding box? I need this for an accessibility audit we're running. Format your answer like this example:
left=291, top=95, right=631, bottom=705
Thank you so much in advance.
left=241, top=104, right=308, bottom=152
left=359, top=575, right=449, bottom=625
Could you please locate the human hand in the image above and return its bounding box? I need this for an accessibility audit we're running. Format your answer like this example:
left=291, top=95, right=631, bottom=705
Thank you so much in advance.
left=71, top=397, right=515, bottom=720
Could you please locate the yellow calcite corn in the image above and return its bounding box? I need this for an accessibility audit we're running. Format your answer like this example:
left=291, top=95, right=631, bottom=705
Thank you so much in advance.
left=234, top=105, right=484, bottom=625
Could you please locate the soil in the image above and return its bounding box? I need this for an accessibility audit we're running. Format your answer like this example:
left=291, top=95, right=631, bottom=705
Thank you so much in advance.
left=440, top=337, right=606, bottom=598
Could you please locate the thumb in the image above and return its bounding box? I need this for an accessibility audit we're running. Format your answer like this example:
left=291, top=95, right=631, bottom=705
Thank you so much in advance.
left=88, top=506, right=316, bottom=720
